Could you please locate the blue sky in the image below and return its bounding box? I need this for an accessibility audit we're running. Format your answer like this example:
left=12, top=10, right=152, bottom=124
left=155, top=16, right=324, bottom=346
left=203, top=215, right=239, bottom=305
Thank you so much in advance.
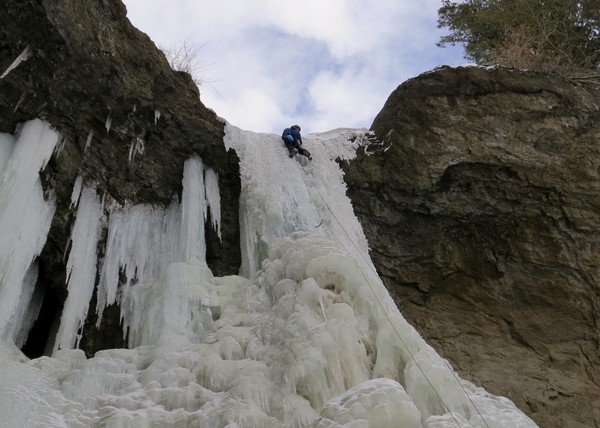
left=122, top=1, right=467, bottom=133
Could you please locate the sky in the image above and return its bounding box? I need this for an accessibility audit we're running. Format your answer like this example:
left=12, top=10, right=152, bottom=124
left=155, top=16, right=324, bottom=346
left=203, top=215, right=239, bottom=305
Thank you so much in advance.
left=122, top=1, right=467, bottom=134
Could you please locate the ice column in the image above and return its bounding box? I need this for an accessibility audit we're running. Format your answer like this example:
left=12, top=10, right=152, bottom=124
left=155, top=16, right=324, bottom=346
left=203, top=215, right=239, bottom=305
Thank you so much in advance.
left=181, top=157, right=206, bottom=263
left=204, top=167, right=221, bottom=240
left=0, top=119, right=58, bottom=344
left=53, top=186, right=103, bottom=354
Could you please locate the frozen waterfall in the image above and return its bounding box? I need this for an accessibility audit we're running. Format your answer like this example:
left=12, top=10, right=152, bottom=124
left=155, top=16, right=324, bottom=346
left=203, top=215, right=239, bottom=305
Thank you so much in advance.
left=0, top=119, right=537, bottom=427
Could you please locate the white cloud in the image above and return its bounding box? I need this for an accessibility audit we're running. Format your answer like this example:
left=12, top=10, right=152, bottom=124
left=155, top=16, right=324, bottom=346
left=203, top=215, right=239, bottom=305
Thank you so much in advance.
left=308, top=71, right=381, bottom=132
left=123, top=0, right=465, bottom=133
left=257, top=0, right=366, bottom=57
left=207, top=88, right=284, bottom=132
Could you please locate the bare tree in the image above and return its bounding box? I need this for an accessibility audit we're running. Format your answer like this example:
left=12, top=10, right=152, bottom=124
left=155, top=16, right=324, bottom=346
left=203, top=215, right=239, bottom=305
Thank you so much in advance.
left=161, top=40, right=204, bottom=87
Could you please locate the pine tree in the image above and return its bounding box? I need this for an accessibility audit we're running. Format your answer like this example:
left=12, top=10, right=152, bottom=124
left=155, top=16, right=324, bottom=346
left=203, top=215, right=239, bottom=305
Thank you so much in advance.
left=437, top=0, right=600, bottom=75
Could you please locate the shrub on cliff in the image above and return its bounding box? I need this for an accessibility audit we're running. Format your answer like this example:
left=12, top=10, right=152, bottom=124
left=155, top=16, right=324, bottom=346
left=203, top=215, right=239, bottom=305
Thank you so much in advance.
left=161, top=40, right=205, bottom=87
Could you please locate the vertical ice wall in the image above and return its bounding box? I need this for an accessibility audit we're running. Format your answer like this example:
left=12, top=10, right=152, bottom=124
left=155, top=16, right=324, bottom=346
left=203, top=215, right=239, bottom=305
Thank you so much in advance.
left=0, top=119, right=57, bottom=345
left=223, top=125, right=324, bottom=277
left=223, top=124, right=374, bottom=280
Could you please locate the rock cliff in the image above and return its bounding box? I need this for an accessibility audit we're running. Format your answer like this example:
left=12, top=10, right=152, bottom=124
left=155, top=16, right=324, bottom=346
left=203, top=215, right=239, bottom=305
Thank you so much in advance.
left=0, top=1, right=241, bottom=356
left=342, top=66, right=600, bottom=428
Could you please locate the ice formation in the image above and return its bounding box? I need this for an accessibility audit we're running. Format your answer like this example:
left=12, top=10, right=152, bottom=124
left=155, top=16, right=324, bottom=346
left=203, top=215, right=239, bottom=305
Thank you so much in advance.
left=13, top=90, right=27, bottom=113
left=128, top=137, right=145, bottom=161
left=0, top=46, right=32, bottom=79
left=53, top=187, right=104, bottom=353
left=105, top=113, right=112, bottom=134
left=0, top=120, right=58, bottom=347
left=0, top=120, right=538, bottom=427
left=85, top=130, right=93, bottom=152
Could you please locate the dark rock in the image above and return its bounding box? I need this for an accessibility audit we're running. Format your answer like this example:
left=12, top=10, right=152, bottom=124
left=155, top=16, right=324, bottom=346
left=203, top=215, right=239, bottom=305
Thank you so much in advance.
left=342, top=66, right=600, bottom=427
left=0, top=0, right=241, bottom=357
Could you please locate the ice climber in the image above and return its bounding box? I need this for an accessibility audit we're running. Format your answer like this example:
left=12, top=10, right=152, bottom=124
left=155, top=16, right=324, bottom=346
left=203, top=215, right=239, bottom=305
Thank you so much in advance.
left=281, top=125, right=312, bottom=160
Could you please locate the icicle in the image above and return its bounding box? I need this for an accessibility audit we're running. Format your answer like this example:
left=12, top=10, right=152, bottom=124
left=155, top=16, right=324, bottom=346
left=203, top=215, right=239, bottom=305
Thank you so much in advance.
left=204, top=167, right=221, bottom=240
left=70, top=176, right=83, bottom=208
left=0, top=46, right=32, bottom=79
left=13, top=91, right=27, bottom=113
left=127, top=140, right=134, bottom=161
left=96, top=200, right=182, bottom=325
left=181, top=157, right=206, bottom=263
left=127, top=137, right=145, bottom=162
left=0, top=119, right=57, bottom=344
left=97, top=205, right=161, bottom=317
left=154, top=109, right=161, bottom=124
left=54, top=136, right=67, bottom=158
left=84, top=130, right=93, bottom=153
left=105, top=113, right=112, bottom=134
left=53, top=187, right=103, bottom=354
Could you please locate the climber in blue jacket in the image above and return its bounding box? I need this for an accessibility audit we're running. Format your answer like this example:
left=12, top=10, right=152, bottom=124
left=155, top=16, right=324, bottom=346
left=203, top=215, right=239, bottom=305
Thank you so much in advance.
left=281, top=125, right=312, bottom=160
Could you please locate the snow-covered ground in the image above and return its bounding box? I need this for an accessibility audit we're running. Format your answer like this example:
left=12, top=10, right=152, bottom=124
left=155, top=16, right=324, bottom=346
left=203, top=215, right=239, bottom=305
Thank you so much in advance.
left=0, top=120, right=537, bottom=427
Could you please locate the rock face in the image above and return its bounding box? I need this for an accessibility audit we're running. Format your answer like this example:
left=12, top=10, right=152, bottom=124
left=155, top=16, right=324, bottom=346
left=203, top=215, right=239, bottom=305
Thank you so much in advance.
left=0, top=1, right=241, bottom=356
left=342, top=66, right=600, bottom=427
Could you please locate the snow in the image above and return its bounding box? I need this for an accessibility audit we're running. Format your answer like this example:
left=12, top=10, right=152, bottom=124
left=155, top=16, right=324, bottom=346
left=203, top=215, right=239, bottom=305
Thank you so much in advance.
left=0, top=121, right=538, bottom=427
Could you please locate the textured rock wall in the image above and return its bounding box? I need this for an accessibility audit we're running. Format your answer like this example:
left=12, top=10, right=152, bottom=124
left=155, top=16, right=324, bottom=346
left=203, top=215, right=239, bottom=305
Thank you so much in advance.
left=342, top=66, right=600, bottom=427
left=0, top=0, right=241, bottom=356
